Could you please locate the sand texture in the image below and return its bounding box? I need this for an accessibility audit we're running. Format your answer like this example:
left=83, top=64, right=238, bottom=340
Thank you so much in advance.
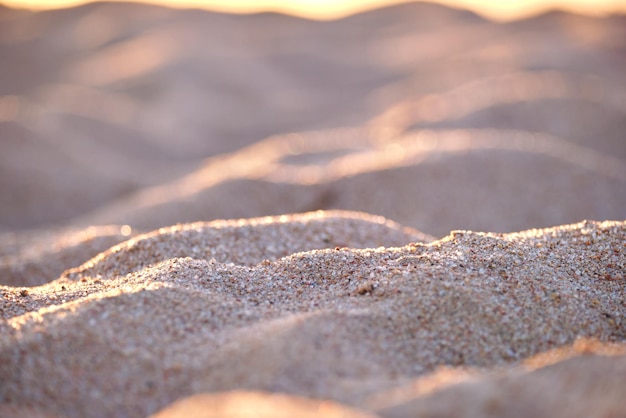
left=1, top=1, right=626, bottom=417
left=1, top=217, right=626, bottom=417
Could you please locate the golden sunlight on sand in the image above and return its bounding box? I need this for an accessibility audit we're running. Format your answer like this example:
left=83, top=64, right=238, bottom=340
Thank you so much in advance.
left=3, top=0, right=626, bottom=21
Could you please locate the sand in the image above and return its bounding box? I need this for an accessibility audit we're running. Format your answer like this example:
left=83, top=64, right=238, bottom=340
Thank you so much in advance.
left=1, top=2, right=626, bottom=417
left=1, top=215, right=625, bottom=417
left=0, top=225, right=137, bottom=287
left=2, top=3, right=626, bottom=235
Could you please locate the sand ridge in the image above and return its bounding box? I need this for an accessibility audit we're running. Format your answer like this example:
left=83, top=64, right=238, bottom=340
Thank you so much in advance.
left=62, top=210, right=432, bottom=283
left=67, top=127, right=626, bottom=237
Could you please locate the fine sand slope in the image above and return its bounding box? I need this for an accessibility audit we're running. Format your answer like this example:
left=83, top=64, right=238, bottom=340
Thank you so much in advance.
left=1, top=214, right=625, bottom=417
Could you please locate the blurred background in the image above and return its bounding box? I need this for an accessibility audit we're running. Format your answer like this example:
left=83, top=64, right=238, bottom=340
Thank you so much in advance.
left=4, top=0, right=626, bottom=20
left=1, top=0, right=625, bottom=237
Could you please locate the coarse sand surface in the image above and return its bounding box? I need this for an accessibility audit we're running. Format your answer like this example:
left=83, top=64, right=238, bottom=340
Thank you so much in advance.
left=1, top=213, right=624, bottom=418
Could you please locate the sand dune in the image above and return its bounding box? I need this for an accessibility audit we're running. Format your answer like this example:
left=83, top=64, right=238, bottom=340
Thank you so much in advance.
left=1, top=2, right=625, bottom=417
left=62, top=210, right=430, bottom=283
left=71, top=127, right=626, bottom=236
left=1, top=2, right=625, bottom=231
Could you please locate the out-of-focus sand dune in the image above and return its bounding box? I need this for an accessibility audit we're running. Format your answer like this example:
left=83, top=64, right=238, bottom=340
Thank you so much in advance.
left=1, top=1, right=624, bottom=232
left=70, top=127, right=626, bottom=237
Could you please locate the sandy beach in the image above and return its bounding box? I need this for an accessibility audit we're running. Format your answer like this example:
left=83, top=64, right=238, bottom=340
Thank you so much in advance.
left=1, top=2, right=625, bottom=417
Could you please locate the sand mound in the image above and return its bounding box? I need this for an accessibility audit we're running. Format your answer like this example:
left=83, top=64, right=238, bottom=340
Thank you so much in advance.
left=62, top=210, right=430, bottom=283
left=1, top=215, right=624, bottom=418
